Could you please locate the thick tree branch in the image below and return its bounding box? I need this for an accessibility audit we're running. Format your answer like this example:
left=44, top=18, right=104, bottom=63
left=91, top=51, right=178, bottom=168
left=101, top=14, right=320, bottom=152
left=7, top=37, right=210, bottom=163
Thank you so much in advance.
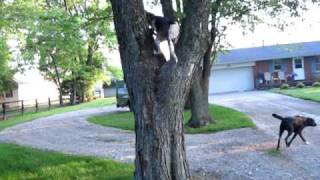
left=160, top=0, right=175, bottom=20
left=176, top=0, right=211, bottom=65
left=121, top=0, right=153, bottom=53
left=63, top=0, right=68, bottom=12
left=111, top=1, right=212, bottom=179
left=176, top=0, right=182, bottom=15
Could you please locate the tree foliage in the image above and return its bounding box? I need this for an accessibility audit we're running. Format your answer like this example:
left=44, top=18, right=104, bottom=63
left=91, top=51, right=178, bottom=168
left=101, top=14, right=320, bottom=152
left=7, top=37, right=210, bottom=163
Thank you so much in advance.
left=2, top=0, right=116, bottom=103
left=0, top=36, right=16, bottom=93
left=0, top=2, right=17, bottom=94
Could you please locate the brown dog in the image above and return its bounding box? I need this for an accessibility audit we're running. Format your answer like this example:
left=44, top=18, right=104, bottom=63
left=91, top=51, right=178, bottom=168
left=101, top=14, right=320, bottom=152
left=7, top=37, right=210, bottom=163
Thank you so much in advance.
left=272, top=114, right=317, bottom=150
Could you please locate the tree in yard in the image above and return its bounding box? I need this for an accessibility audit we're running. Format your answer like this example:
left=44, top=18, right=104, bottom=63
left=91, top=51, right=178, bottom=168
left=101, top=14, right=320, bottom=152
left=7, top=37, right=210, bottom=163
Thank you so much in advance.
left=0, top=3, right=17, bottom=94
left=112, top=0, right=320, bottom=178
left=187, top=0, right=320, bottom=128
left=111, top=0, right=212, bottom=179
left=0, top=36, right=16, bottom=93
left=61, top=0, right=116, bottom=102
left=21, top=6, right=84, bottom=105
left=3, top=0, right=115, bottom=105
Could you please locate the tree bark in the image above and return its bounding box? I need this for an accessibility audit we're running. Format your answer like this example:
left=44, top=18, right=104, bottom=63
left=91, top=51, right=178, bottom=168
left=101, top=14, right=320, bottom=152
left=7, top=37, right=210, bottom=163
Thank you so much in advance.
left=111, top=0, right=211, bottom=179
left=187, top=0, right=222, bottom=128
left=50, top=54, right=64, bottom=105
left=187, top=47, right=213, bottom=128
left=70, top=78, right=77, bottom=105
left=160, top=0, right=175, bottom=20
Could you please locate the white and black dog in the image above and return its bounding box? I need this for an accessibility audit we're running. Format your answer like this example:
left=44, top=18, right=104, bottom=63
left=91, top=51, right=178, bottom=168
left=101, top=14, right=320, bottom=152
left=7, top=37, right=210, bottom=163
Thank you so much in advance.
left=146, top=12, right=180, bottom=62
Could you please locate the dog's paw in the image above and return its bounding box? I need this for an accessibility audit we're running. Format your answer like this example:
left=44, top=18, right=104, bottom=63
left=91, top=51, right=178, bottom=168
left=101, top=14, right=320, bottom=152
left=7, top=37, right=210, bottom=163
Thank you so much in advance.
left=305, top=141, right=309, bottom=145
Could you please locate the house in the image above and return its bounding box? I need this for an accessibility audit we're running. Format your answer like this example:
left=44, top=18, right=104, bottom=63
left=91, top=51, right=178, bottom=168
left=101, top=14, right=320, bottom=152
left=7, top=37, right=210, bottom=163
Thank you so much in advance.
left=209, top=41, right=320, bottom=94
left=0, top=69, right=59, bottom=106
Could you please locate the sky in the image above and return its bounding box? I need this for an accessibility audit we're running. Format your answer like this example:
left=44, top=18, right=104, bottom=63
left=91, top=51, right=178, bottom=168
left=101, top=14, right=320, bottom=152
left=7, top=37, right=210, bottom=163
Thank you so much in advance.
left=108, top=3, right=320, bottom=66
left=142, top=1, right=320, bottom=49
left=225, top=4, right=320, bottom=49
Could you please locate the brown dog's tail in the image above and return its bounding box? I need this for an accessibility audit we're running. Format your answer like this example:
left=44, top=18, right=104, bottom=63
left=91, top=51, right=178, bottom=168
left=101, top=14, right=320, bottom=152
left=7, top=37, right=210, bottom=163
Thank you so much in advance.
left=272, top=113, right=285, bottom=120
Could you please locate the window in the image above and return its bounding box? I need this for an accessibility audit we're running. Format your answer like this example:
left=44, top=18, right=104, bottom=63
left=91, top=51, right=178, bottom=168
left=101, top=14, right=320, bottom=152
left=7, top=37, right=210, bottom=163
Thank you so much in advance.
left=274, top=60, right=282, bottom=71
left=316, top=58, right=320, bottom=72
left=5, top=90, right=13, bottom=98
left=294, top=58, right=303, bottom=69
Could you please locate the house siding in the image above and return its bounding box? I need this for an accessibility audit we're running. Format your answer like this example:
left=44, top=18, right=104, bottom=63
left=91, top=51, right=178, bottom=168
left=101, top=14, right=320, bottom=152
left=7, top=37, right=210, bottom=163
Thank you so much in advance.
left=254, top=61, right=270, bottom=75
left=303, top=56, right=320, bottom=81
left=269, top=59, right=291, bottom=73
left=304, top=57, right=314, bottom=81
left=254, top=61, right=270, bottom=88
left=255, top=57, right=318, bottom=81
left=288, top=59, right=293, bottom=73
left=254, top=57, right=320, bottom=88
left=282, top=59, right=291, bottom=73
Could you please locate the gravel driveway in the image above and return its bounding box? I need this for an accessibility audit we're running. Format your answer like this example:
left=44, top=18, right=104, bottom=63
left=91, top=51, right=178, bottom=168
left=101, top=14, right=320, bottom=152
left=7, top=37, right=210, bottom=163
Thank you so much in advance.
left=0, top=91, right=320, bottom=179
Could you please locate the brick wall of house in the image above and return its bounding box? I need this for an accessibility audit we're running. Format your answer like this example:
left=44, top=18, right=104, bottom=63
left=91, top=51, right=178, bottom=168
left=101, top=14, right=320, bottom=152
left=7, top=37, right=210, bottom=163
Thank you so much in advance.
left=304, top=58, right=314, bottom=81
left=254, top=60, right=270, bottom=88
left=254, top=60, right=270, bottom=76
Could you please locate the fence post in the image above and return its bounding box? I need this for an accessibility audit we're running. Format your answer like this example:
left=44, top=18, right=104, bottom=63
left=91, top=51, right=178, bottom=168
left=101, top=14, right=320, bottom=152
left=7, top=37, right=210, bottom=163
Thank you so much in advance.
left=2, top=103, right=6, bottom=120
left=21, top=100, right=24, bottom=116
left=35, top=99, right=38, bottom=113
left=48, top=98, right=51, bottom=110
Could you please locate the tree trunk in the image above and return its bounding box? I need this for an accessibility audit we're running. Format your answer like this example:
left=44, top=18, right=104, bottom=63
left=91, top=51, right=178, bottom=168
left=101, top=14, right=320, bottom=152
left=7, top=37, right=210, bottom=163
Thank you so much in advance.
left=58, top=88, right=63, bottom=106
left=188, top=71, right=212, bottom=128
left=187, top=0, right=222, bottom=128
left=50, top=54, right=64, bottom=106
left=111, top=0, right=211, bottom=179
left=188, top=46, right=214, bottom=128
left=70, top=79, right=77, bottom=105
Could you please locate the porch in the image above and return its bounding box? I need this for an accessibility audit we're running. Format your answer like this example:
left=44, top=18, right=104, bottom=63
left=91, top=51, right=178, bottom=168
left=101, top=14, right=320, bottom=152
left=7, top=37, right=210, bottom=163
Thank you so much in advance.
left=254, top=56, right=320, bottom=89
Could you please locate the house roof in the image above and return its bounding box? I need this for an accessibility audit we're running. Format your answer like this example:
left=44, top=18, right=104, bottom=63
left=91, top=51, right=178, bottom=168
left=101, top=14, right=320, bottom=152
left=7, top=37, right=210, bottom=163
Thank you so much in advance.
left=217, top=41, right=320, bottom=64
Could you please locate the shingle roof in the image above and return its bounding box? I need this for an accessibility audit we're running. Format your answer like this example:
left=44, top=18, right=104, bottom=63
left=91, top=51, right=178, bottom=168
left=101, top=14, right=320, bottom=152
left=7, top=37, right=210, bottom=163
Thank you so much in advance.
left=217, top=41, right=320, bottom=64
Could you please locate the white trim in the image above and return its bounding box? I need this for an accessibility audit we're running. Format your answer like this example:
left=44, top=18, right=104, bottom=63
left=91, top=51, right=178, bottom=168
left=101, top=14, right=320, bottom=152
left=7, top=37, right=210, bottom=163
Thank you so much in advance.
left=292, top=57, right=305, bottom=80
left=212, top=62, right=255, bottom=70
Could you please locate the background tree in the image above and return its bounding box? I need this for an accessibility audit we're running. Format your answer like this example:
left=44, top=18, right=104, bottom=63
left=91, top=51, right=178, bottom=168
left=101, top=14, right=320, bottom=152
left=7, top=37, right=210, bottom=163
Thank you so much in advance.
left=185, top=0, right=320, bottom=128
left=22, top=6, right=84, bottom=105
left=61, top=0, right=115, bottom=102
left=3, top=0, right=115, bottom=104
left=0, top=36, right=16, bottom=93
left=0, top=3, right=18, bottom=94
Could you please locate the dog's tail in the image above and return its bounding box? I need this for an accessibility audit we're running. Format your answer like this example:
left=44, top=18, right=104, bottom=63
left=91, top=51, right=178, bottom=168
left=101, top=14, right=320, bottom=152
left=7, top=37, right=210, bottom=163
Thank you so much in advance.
left=272, top=113, right=285, bottom=120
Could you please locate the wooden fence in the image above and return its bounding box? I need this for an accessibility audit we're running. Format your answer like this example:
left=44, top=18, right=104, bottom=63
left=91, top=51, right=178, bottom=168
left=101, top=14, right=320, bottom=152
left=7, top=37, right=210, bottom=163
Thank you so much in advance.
left=0, top=97, right=72, bottom=120
left=0, top=91, right=102, bottom=120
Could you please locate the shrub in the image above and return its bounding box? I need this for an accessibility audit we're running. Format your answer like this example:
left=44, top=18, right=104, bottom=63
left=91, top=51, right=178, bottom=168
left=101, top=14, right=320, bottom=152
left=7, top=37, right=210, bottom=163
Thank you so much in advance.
left=280, top=83, right=289, bottom=89
left=296, top=82, right=305, bottom=88
left=312, top=82, right=320, bottom=87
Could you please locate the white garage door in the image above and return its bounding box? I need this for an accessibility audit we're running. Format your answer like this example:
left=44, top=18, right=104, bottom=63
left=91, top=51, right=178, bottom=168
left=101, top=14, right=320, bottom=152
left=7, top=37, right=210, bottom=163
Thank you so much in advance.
left=209, top=66, right=254, bottom=94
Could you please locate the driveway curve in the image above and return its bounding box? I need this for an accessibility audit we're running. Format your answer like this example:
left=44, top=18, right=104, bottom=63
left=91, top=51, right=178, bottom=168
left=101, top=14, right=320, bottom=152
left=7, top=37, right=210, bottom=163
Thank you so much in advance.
left=0, top=91, right=319, bottom=179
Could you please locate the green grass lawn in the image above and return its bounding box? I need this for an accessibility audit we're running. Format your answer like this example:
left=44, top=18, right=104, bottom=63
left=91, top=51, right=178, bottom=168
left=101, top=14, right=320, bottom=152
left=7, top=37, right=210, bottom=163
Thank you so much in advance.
left=0, top=143, right=133, bottom=179
left=270, top=87, right=320, bottom=102
left=89, top=104, right=255, bottom=134
left=0, top=97, right=116, bottom=131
